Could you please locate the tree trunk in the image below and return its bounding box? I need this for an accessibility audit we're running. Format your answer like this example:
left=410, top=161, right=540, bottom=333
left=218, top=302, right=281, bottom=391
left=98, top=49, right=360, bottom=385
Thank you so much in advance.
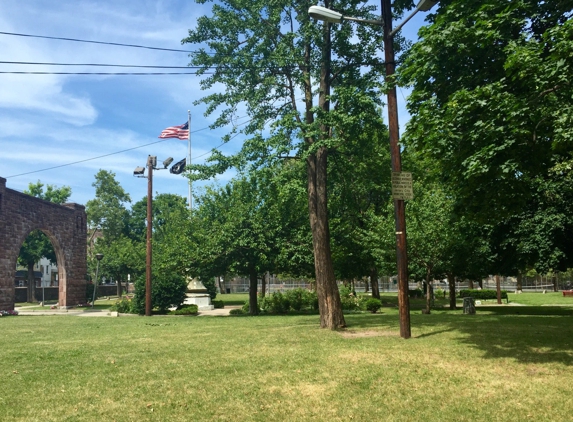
left=261, top=272, right=267, bottom=298
left=516, top=271, right=523, bottom=292
left=27, top=263, right=36, bottom=302
left=364, top=278, right=369, bottom=293
left=496, top=274, right=502, bottom=304
left=370, top=267, right=380, bottom=299
left=304, top=9, right=345, bottom=330
left=307, top=147, right=345, bottom=329
left=425, top=269, right=432, bottom=314
left=117, top=279, right=122, bottom=298
left=447, top=273, right=456, bottom=310
left=478, top=278, right=483, bottom=289
left=468, top=279, right=474, bottom=289
left=248, top=265, right=259, bottom=315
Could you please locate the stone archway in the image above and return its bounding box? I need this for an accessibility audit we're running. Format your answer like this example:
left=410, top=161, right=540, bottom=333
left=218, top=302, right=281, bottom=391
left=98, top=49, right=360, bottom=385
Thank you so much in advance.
left=0, top=177, right=87, bottom=310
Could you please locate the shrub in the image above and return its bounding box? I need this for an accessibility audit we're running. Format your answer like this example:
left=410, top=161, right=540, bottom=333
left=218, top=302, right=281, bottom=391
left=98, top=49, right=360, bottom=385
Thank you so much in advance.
left=212, top=300, right=224, bottom=309
left=459, top=289, right=508, bottom=301
left=302, top=290, right=318, bottom=310
left=242, top=300, right=250, bottom=313
left=110, top=297, right=135, bottom=314
left=260, top=292, right=290, bottom=314
left=133, top=273, right=188, bottom=314
left=339, top=285, right=362, bottom=311
left=364, top=298, right=382, bottom=313
left=284, top=289, right=304, bottom=311
left=229, top=308, right=245, bottom=315
left=171, top=304, right=198, bottom=315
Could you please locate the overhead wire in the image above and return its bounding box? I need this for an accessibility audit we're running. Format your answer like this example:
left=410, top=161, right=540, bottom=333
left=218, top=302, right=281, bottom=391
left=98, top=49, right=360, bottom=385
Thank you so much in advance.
left=0, top=31, right=199, bottom=53
left=5, top=115, right=256, bottom=178
left=0, top=27, right=319, bottom=176
left=0, top=61, right=206, bottom=69
left=0, top=71, right=212, bottom=75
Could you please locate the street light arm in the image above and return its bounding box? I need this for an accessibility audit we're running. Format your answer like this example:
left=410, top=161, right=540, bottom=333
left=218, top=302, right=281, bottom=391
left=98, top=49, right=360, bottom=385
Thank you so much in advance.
left=389, top=0, right=435, bottom=37
left=308, top=5, right=382, bottom=26
left=344, top=15, right=383, bottom=26
left=309, top=1, right=438, bottom=37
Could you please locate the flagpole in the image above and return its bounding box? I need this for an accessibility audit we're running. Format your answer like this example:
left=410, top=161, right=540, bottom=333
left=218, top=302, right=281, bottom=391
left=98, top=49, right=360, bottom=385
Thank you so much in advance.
left=187, top=110, right=192, bottom=210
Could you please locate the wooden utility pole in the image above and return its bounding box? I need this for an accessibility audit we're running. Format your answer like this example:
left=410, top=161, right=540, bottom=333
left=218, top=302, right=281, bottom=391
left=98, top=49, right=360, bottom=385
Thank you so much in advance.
left=145, top=156, right=154, bottom=316
left=382, top=0, right=411, bottom=338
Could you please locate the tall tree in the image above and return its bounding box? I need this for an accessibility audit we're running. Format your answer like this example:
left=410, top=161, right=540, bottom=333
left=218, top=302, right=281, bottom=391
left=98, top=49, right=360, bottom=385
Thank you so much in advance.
left=328, top=126, right=391, bottom=299
left=183, top=0, right=388, bottom=328
left=401, top=0, right=573, bottom=274
left=86, top=170, right=131, bottom=244
left=19, top=181, right=71, bottom=302
left=86, top=170, right=132, bottom=295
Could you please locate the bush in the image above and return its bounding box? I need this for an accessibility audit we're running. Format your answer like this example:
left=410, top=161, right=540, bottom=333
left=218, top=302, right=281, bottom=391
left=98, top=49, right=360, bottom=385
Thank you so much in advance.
left=459, top=289, right=508, bottom=301
left=364, top=298, right=382, bottom=313
left=302, top=290, right=318, bottom=310
left=171, top=304, right=198, bottom=315
left=229, top=308, right=245, bottom=315
left=133, top=273, right=188, bottom=314
left=242, top=289, right=318, bottom=315
left=260, top=292, right=290, bottom=314
left=284, top=289, right=304, bottom=311
left=110, top=297, right=136, bottom=314
left=339, top=285, right=362, bottom=311
left=212, top=300, right=224, bottom=309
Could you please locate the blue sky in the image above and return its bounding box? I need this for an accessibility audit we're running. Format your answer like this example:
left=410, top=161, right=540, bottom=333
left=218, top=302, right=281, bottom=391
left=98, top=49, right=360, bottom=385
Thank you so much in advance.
left=0, top=0, right=433, bottom=207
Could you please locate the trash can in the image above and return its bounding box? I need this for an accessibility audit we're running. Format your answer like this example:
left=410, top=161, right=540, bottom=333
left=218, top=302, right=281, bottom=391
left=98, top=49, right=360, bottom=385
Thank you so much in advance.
left=463, top=297, right=476, bottom=314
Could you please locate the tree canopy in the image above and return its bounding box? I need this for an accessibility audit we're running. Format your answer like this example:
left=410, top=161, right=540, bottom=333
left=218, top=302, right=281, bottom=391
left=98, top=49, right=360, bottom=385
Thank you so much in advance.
left=400, top=0, right=573, bottom=274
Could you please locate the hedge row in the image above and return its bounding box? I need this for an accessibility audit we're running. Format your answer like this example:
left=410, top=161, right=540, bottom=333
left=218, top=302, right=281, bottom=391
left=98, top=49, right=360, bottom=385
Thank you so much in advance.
left=459, top=289, right=508, bottom=302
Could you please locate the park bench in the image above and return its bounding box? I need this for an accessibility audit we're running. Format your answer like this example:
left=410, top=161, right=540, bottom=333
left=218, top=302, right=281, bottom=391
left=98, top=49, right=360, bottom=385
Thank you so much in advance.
left=562, top=290, right=573, bottom=297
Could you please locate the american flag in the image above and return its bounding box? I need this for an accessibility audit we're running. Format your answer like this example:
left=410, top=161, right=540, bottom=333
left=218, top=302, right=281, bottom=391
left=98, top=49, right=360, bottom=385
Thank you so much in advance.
left=158, top=122, right=189, bottom=140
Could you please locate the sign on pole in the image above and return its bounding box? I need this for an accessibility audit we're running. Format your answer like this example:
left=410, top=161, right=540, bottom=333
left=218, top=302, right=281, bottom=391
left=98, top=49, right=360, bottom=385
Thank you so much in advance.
left=391, top=171, right=414, bottom=200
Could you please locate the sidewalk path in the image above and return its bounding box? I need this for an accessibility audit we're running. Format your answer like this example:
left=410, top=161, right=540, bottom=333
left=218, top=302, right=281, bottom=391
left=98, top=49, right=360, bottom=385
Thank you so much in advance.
left=15, top=306, right=240, bottom=317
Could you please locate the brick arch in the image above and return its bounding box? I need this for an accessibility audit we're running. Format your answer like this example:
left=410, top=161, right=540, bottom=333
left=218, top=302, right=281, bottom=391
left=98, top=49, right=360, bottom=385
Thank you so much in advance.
left=0, top=177, right=87, bottom=310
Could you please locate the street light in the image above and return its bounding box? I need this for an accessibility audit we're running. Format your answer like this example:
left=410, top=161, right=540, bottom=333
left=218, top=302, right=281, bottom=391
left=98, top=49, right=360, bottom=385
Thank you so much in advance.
left=134, top=155, right=173, bottom=316
left=309, top=0, right=438, bottom=339
left=92, top=253, right=104, bottom=308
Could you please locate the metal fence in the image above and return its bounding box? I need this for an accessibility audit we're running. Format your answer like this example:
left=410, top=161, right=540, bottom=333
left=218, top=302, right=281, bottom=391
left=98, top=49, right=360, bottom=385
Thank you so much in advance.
left=220, top=273, right=573, bottom=295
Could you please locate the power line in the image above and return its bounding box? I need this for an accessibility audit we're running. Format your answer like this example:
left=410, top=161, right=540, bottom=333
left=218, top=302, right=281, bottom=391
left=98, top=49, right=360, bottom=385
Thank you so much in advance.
left=0, top=71, right=210, bottom=75
left=0, top=61, right=205, bottom=69
left=5, top=120, right=250, bottom=178
left=6, top=139, right=173, bottom=178
left=0, top=31, right=197, bottom=53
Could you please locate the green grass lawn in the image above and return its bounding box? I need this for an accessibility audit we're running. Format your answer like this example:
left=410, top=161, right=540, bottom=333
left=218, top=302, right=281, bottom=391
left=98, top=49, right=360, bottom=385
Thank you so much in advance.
left=509, top=291, right=573, bottom=306
left=217, top=292, right=250, bottom=306
left=2, top=299, right=573, bottom=421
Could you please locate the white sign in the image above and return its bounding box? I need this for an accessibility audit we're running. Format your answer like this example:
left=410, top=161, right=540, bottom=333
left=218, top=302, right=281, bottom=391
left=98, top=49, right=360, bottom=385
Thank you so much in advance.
left=391, top=172, right=414, bottom=200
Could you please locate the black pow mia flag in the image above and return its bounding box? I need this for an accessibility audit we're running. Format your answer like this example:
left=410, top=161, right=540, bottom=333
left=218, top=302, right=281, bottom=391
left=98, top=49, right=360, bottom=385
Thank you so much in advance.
left=170, top=158, right=186, bottom=174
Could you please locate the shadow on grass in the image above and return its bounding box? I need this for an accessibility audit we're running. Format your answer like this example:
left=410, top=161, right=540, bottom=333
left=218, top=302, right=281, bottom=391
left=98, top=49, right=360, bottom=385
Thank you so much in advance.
left=452, top=314, right=573, bottom=366
left=428, top=307, right=573, bottom=366
left=346, top=305, right=573, bottom=366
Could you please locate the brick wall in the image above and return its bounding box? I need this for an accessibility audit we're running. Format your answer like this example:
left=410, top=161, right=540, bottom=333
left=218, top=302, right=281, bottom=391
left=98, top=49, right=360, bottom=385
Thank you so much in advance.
left=0, top=177, right=87, bottom=310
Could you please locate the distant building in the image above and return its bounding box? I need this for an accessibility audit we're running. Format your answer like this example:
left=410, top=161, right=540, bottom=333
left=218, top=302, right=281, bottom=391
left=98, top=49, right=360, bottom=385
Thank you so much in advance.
left=15, top=257, right=58, bottom=287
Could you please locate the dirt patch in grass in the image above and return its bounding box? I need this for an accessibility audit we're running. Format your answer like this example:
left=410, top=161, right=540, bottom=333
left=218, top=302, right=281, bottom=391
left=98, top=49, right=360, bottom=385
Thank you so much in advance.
left=338, top=329, right=397, bottom=339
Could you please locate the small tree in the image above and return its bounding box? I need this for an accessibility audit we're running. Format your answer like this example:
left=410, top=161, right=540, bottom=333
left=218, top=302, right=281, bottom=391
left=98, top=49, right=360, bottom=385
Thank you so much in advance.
left=133, top=273, right=187, bottom=314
